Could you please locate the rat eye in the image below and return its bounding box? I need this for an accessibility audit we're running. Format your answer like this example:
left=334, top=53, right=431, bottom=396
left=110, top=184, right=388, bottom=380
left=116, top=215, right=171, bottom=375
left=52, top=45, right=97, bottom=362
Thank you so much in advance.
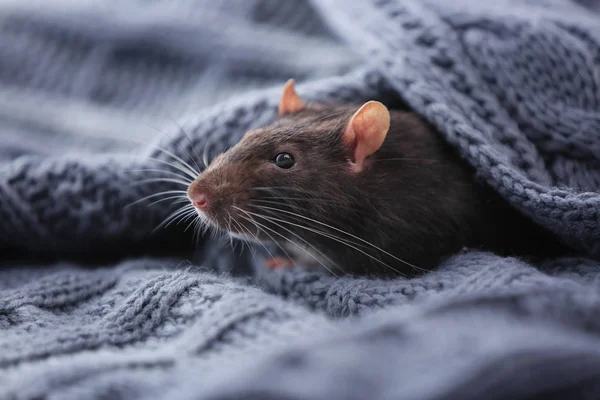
left=272, top=152, right=295, bottom=169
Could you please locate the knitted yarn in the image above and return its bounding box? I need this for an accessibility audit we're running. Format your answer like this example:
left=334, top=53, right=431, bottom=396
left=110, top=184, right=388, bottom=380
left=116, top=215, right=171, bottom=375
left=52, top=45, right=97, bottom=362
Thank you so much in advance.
left=1, top=0, right=600, bottom=399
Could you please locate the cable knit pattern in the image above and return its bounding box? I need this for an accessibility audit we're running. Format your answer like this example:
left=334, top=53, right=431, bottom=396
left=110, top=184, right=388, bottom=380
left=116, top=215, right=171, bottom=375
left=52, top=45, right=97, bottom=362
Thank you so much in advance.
left=1, top=0, right=600, bottom=399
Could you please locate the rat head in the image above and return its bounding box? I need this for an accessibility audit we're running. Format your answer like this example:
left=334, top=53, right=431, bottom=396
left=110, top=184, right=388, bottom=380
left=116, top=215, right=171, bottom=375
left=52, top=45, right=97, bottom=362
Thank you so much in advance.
left=187, top=79, right=390, bottom=242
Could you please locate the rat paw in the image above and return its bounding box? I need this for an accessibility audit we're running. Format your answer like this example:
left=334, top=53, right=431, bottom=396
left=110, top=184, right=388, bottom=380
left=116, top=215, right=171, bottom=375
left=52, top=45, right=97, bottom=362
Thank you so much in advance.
left=265, top=257, right=295, bottom=269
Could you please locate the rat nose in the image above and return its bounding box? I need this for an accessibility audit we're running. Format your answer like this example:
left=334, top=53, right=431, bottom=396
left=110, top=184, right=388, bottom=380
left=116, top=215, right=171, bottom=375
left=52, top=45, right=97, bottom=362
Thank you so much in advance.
left=190, top=192, right=209, bottom=210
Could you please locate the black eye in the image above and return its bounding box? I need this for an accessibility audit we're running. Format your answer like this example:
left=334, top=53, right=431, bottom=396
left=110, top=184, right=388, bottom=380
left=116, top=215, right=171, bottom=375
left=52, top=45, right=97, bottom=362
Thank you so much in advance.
left=272, top=152, right=295, bottom=169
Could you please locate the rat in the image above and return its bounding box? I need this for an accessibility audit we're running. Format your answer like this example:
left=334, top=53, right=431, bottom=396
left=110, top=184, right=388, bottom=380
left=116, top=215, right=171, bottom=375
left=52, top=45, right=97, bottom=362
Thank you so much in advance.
left=186, top=79, right=569, bottom=277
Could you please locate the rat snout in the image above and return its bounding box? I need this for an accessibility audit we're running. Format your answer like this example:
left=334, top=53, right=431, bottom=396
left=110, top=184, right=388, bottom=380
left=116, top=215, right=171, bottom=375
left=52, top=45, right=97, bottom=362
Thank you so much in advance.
left=188, top=179, right=233, bottom=216
left=190, top=191, right=209, bottom=210
left=187, top=180, right=211, bottom=211
left=187, top=168, right=248, bottom=231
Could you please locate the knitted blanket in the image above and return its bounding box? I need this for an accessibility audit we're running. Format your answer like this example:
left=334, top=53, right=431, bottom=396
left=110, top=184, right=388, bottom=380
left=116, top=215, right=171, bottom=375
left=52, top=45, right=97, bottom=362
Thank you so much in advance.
left=1, top=0, right=600, bottom=399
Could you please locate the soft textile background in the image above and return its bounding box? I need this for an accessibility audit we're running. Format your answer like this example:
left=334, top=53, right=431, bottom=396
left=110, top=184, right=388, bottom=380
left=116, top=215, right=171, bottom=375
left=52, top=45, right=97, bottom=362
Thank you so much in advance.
left=1, top=0, right=600, bottom=399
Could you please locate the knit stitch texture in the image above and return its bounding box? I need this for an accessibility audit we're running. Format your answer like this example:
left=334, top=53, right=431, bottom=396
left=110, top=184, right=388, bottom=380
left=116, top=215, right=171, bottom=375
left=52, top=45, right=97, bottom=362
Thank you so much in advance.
left=1, top=0, right=600, bottom=399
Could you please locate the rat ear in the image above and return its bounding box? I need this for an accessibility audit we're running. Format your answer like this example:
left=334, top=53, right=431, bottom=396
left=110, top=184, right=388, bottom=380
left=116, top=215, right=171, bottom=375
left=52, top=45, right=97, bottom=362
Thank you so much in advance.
left=278, top=79, right=305, bottom=116
left=342, top=101, right=390, bottom=172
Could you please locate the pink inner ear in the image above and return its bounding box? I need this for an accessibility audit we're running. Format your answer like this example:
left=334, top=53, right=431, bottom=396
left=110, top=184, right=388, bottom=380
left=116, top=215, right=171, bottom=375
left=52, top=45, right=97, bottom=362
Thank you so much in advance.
left=342, top=101, right=390, bottom=171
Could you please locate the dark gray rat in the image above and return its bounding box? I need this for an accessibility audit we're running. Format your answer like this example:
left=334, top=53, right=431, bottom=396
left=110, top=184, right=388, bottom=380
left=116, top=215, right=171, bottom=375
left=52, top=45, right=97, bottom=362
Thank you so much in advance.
left=186, top=79, right=568, bottom=277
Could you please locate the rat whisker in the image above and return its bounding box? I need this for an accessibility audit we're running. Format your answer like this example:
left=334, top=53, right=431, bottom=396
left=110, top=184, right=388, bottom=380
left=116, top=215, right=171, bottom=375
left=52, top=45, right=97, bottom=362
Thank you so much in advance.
left=124, top=156, right=195, bottom=183
left=252, top=201, right=371, bottom=250
left=125, top=190, right=188, bottom=208
left=136, top=157, right=198, bottom=181
left=138, top=174, right=192, bottom=185
left=226, top=213, right=243, bottom=256
left=145, top=143, right=201, bottom=178
left=191, top=219, right=199, bottom=245
left=183, top=213, right=200, bottom=233
left=133, top=178, right=192, bottom=187
left=253, top=198, right=374, bottom=219
left=166, top=114, right=206, bottom=171
left=145, top=121, right=204, bottom=174
left=192, top=217, right=205, bottom=245
left=148, top=171, right=192, bottom=184
left=207, top=221, right=215, bottom=237
left=253, top=205, right=397, bottom=275
left=254, top=204, right=370, bottom=252
left=258, top=209, right=408, bottom=278
left=178, top=211, right=199, bottom=237
left=233, top=206, right=296, bottom=265
left=95, top=133, right=199, bottom=178
left=217, top=229, right=230, bottom=249
left=258, top=203, right=408, bottom=255
left=191, top=215, right=201, bottom=236
left=229, top=217, right=257, bottom=258
left=213, top=220, right=225, bottom=243
left=252, top=198, right=356, bottom=211
left=238, top=219, right=259, bottom=258
left=250, top=188, right=354, bottom=209
left=226, top=210, right=235, bottom=249
left=198, top=215, right=209, bottom=234
left=208, top=224, right=216, bottom=241
left=170, top=208, right=198, bottom=228
left=128, top=168, right=193, bottom=182
left=245, top=206, right=328, bottom=252
left=236, top=214, right=277, bottom=263
left=236, top=208, right=299, bottom=270
left=146, top=195, right=189, bottom=208
left=152, top=205, right=195, bottom=233
left=241, top=207, right=342, bottom=277
left=253, top=204, right=417, bottom=276
left=230, top=235, right=238, bottom=256
left=133, top=145, right=199, bottom=178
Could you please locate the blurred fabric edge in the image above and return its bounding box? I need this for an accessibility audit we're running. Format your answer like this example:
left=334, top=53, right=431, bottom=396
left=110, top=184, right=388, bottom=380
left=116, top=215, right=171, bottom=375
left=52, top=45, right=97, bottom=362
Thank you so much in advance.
left=0, top=0, right=360, bottom=161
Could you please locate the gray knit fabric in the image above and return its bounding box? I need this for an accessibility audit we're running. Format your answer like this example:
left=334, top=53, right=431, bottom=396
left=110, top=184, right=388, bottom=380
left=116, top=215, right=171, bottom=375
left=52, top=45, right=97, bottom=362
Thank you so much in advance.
left=1, top=0, right=600, bottom=399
